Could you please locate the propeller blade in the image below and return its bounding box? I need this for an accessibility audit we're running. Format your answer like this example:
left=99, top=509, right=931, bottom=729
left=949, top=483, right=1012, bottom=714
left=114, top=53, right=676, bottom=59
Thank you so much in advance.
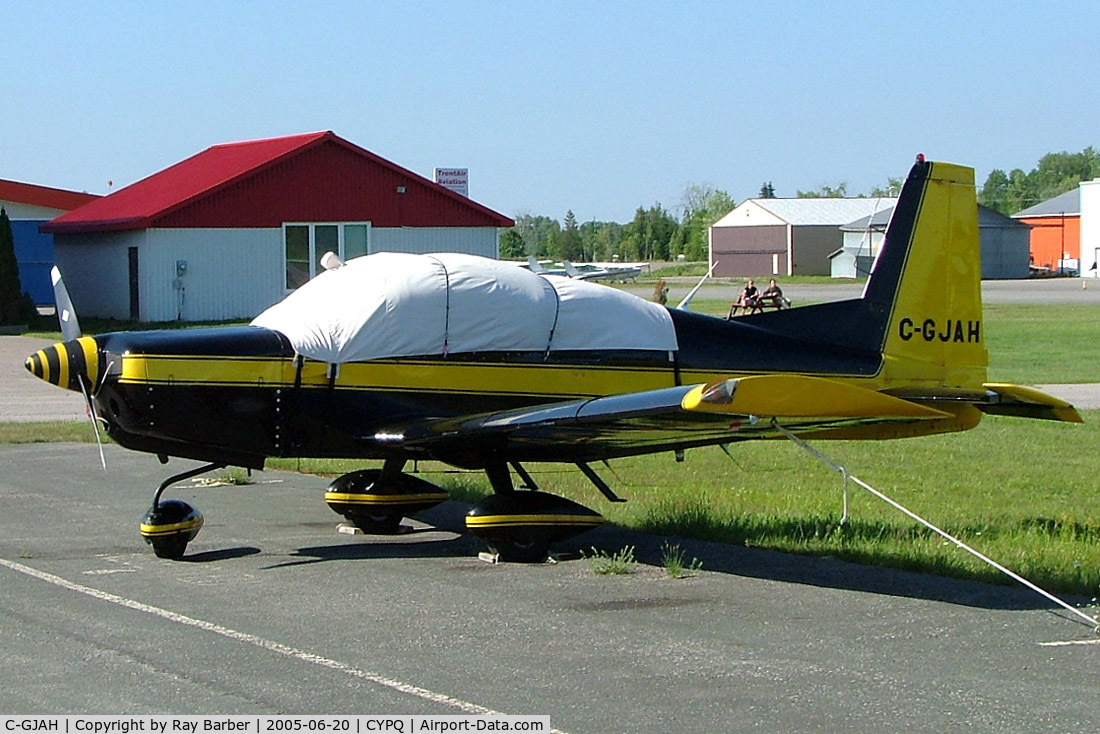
left=51, top=267, right=82, bottom=342
left=76, top=373, right=107, bottom=471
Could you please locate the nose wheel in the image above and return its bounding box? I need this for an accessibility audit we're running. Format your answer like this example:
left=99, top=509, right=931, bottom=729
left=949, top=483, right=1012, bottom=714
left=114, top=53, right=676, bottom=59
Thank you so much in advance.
left=139, top=462, right=224, bottom=559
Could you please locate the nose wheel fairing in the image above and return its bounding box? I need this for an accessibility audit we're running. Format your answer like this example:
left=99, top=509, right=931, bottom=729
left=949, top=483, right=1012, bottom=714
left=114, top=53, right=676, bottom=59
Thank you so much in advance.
left=140, top=499, right=204, bottom=559
left=138, top=461, right=225, bottom=560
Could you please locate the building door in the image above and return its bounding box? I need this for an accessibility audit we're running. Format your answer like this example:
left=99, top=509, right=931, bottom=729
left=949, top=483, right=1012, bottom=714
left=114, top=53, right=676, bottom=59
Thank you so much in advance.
left=128, top=247, right=140, bottom=320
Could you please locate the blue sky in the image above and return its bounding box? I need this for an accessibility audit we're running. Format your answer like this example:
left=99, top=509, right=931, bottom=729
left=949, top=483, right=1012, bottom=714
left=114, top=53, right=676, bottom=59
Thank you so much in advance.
left=3, top=1, right=1096, bottom=222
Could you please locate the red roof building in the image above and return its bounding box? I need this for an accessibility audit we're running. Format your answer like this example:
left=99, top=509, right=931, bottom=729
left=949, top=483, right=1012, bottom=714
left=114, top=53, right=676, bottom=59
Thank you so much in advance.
left=1, top=179, right=100, bottom=304
left=45, top=132, right=515, bottom=321
left=1, top=179, right=99, bottom=215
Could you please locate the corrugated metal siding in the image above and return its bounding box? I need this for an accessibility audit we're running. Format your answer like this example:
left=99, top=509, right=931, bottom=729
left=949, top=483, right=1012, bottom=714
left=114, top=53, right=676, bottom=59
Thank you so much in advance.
left=710, top=225, right=786, bottom=277
left=54, top=232, right=137, bottom=319
left=978, top=226, right=1030, bottom=279
left=53, top=226, right=504, bottom=323
left=830, top=250, right=857, bottom=278
left=711, top=200, right=785, bottom=228
left=1020, top=215, right=1080, bottom=269
left=156, top=140, right=507, bottom=229
left=11, top=221, right=56, bottom=304
left=369, top=227, right=499, bottom=257
left=142, top=229, right=284, bottom=321
left=790, top=225, right=843, bottom=275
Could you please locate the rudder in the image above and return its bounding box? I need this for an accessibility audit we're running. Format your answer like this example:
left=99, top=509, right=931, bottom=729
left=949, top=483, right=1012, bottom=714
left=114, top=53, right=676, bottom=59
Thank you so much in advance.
left=868, top=159, right=988, bottom=389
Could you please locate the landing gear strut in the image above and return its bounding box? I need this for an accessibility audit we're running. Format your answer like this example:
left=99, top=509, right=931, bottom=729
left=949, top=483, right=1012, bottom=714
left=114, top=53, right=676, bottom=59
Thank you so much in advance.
left=139, top=462, right=224, bottom=559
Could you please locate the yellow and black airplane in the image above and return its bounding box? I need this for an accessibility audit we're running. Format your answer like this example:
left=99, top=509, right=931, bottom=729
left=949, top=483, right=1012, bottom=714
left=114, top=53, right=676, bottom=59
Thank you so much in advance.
left=25, top=158, right=1082, bottom=561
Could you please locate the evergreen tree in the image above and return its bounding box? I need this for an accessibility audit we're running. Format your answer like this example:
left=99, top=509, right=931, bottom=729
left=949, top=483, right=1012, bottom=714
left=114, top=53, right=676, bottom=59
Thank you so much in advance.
left=758, top=181, right=776, bottom=198
left=0, top=207, right=32, bottom=325
left=558, top=210, right=584, bottom=261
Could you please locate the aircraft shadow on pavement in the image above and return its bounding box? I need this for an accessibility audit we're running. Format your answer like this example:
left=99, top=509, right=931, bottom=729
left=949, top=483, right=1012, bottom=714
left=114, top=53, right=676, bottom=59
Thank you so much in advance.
left=583, top=525, right=1065, bottom=614
left=248, top=501, right=1067, bottom=614
left=182, top=547, right=262, bottom=563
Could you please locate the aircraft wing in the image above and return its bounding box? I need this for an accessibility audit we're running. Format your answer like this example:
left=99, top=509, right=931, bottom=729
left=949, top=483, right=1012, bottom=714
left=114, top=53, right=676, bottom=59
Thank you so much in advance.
left=369, top=375, right=965, bottom=464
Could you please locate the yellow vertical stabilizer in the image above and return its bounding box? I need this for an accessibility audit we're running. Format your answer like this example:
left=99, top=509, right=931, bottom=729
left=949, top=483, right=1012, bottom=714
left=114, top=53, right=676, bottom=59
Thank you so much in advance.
left=876, top=161, right=988, bottom=389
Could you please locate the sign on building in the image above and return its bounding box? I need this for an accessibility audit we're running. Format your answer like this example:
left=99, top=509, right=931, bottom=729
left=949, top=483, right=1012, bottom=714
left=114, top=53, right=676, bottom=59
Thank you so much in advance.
left=434, top=168, right=469, bottom=198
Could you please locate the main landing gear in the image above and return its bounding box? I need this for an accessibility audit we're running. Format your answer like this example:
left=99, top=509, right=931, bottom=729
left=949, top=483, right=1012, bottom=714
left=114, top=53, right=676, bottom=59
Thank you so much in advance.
left=324, top=459, right=450, bottom=534
left=325, top=459, right=606, bottom=563
left=464, top=462, right=603, bottom=563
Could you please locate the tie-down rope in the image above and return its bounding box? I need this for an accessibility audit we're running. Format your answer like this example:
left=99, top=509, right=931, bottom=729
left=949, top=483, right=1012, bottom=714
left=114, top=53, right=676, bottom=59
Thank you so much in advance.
left=773, top=420, right=1097, bottom=628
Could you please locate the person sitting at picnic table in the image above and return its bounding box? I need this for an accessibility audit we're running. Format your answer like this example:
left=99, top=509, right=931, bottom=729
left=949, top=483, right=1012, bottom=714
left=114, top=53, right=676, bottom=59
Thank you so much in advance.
left=727, top=279, right=759, bottom=318
left=757, top=278, right=788, bottom=309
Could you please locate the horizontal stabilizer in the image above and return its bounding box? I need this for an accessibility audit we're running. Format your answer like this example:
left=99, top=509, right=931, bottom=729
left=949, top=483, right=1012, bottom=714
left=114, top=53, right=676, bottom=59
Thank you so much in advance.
left=681, top=374, right=949, bottom=420
left=979, top=383, right=1084, bottom=423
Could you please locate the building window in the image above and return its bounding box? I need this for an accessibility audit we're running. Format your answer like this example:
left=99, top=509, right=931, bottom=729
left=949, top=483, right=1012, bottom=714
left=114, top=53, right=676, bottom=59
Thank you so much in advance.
left=284, top=222, right=371, bottom=289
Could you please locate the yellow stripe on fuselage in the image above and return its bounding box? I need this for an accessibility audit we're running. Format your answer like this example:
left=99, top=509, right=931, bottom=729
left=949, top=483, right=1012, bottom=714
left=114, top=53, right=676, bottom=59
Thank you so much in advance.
left=119, top=354, right=680, bottom=399
left=120, top=354, right=288, bottom=387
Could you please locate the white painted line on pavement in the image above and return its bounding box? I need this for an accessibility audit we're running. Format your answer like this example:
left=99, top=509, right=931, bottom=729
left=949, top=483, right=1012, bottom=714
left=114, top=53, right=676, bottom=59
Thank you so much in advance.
left=1, top=556, right=569, bottom=732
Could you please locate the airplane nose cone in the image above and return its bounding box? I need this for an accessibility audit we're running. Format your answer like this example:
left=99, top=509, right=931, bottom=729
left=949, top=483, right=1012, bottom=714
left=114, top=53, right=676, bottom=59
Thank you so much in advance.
left=24, top=337, right=102, bottom=393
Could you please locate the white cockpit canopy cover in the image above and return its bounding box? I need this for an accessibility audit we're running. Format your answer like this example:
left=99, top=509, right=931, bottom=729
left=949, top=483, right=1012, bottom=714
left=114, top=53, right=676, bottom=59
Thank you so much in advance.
left=251, top=252, right=678, bottom=364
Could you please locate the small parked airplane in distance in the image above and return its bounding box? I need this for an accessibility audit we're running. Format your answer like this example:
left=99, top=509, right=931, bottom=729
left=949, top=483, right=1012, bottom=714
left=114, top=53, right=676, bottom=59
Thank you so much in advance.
left=526, top=256, right=643, bottom=281
left=26, top=156, right=1081, bottom=562
left=525, top=256, right=567, bottom=276
left=562, top=260, right=643, bottom=282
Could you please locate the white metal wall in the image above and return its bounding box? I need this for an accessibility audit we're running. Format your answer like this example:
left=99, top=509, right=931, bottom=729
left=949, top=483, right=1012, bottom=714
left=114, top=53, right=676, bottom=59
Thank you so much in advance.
left=0, top=201, right=68, bottom=220
left=54, top=231, right=140, bottom=319
left=54, top=226, right=503, bottom=322
left=144, top=228, right=284, bottom=321
left=369, top=227, right=499, bottom=257
left=1082, top=179, right=1100, bottom=277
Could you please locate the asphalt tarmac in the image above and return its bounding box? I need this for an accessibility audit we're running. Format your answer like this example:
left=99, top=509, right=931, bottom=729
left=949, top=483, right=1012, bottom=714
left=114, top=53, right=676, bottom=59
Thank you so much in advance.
left=1, top=444, right=1098, bottom=729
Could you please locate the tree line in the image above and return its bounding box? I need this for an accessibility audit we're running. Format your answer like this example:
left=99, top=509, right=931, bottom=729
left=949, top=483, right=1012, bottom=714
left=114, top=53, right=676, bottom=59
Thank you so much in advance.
left=502, top=148, right=1097, bottom=263
left=978, top=148, right=1099, bottom=215
left=501, top=183, right=735, bottom=264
